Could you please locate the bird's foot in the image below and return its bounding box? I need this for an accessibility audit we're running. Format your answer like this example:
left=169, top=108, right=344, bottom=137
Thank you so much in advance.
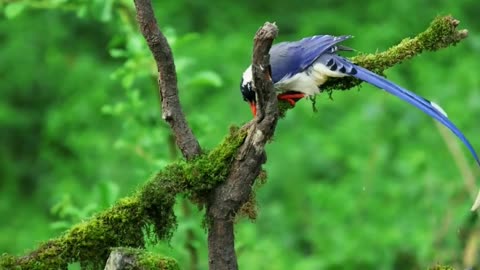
left=277, top=93, right=305, bottom=106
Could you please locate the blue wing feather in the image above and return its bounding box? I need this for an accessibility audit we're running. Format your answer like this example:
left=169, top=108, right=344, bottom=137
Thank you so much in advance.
left=270, top=35, right=352, bottom=83
left=322, top=55, right=480, bottom=166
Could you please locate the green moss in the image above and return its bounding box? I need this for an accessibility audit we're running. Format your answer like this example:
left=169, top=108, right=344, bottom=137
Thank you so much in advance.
left=238, top=169, right=268, bottom=221
left=418, top=15, right=466, bottom=50
left=238, top=191, right=258, bottom=220
left=139, top=125, right=246, bottom=240
left=106, top=247, right=179, bottom=270
left=278, top=100, right=294, bottom=118
left=0, top=254, right=20, bottom=269
left=0, top=197, right=148, bottom=269
left=428, top=265, right=455, bottom=270
left=137, top=250, right=179, bottom=270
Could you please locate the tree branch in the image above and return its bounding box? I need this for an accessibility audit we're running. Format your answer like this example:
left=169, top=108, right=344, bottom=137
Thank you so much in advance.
left=324, top=15, right=468, bottom=92
left=278, top=15, right=469, bottom=114
left=206, top=22, right=279, bottom=270
left=133, top=0, right=201, bottom=160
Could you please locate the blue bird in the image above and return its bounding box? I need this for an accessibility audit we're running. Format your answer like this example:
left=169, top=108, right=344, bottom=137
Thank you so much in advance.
left=240, top=35, right=480, bottom=167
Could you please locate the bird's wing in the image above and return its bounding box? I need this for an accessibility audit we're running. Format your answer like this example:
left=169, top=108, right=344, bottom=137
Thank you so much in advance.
left=317, top=54, right=480, bottom=166
left=270, top=35, right=352, bottom=83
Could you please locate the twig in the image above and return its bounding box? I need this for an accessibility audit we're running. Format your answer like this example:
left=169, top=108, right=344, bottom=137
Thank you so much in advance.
left=206, top=22, right=279, bottom=270
left=133, top=0, right=201, bottom=160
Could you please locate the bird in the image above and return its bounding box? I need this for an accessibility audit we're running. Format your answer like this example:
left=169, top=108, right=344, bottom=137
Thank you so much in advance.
left=240, top=34, right=480, bottom=167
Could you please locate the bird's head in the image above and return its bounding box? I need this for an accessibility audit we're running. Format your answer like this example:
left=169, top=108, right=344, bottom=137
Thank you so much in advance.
left=240, top=65, right=257, bottom=116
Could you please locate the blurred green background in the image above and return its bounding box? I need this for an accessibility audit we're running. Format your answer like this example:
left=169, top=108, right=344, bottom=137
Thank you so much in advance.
left=1, top=0, right=480, bottom=269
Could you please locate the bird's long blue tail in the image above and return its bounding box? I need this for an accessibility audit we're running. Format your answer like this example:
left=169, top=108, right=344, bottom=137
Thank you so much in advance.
left=339, top=58, right=480, bottom=167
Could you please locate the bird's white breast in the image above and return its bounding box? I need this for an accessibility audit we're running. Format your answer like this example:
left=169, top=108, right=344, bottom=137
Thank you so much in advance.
left=242, top=62, right=347, bottom=97
left=275, top=63, right=346, bottom=96
left=242, top=65, right=253, bottom=87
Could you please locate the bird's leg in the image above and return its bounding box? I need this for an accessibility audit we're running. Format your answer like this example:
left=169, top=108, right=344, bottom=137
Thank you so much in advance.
left=277, top=92, right=305, bottom=106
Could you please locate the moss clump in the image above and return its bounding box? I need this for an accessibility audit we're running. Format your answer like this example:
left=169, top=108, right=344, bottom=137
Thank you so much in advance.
left=0, top=127, right=247, bottom=269
left=105, top=247, right=179, bottom=270
left=238, top=192, right=258, bottom=220
left=140, top=125, right=246, bottom=239
left=0, top=197, right=148, bottom=269
left=278, top=100, right=294, bottom=118
left=418, top=15, right=467, bottom=51
left=238, top=169, right=267, bottom=221
left=428, top=265, right=455, bottom=270
left=137, top=251, right=179, bottom=270
left=141, top=125, right=246, bottom=193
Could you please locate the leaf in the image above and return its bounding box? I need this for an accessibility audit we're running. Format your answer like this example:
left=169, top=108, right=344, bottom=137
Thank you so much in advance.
left=50, top=221, right=71, bottom=231
left=101, top=104, right=113, bottom=115
left=100, top=0, right=113, bottom=22
left=4, top=2, right=26, bottom=19
left=109, top=48, right=127, bottom=58
left=188, top=71, right=223, bottom=88
left=98, top=180, right=120, bottom=206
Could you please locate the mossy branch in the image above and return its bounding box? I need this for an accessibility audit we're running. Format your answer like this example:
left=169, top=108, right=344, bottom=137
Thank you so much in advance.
left=325, top=15, right=467, bottom=90
left=278, top=15, right=468, bottom=115
left=0, top=127, right=247, bottom=270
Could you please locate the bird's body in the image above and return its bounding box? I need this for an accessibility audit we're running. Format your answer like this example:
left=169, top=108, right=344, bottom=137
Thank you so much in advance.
left=240, top=34, right=480, bottom=167
left=241, top=35, right=353, bottom=99
left=242, top=61, right=345, bottom=97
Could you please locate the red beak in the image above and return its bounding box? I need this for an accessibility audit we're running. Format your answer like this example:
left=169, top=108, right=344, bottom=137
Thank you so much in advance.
left=249, top=102, right=257, bottom=116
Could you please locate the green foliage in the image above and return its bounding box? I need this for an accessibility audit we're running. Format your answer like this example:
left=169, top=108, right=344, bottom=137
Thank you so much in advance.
left=2, top=0, right=480, bottom=269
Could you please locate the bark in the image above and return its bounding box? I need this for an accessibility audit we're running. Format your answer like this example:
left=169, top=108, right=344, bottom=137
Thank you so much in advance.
left=133, top=0, right=202, bottom=160
left=206, top=23, right=279, bottom=270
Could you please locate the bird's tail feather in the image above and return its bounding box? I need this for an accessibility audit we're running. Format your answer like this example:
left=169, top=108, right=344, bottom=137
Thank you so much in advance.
left=350, top=63, right=480, bottom=167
